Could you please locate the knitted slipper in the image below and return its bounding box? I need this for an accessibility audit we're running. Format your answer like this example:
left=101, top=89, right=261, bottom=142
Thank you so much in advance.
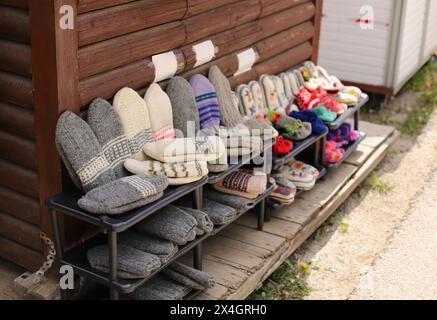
left=87, top=245, right=161, bottom=279
left=249, top=81, right=267, bottom=115
left=260, top=74, right=281, bottom=112
left=272, top=136, right=292, bottom=157
left=118, top=230, right=178, bottom=264
left=167, top=76, right=200, bottom=138
left=136, top=205, right=198, bottom=245
left=276, top=165, right=315, bottom=190
left=280, top=73, right=294, bottom=101
left=304, top=61, right=320, bottom=79
left=214, top=170, right=267, bottom=197
left=208, top=65, right=244, bottom=128
left=190, top=74, right=221, bottom=130
left=287, top=71, right=301, bottom=95
left=231, top=90, right=241, bottom=113
left=237, top=84, right=258, bottom=117
left=202, top=198, right=237, bottom=225
left=55, top=111, right=116, bottom=193
left=325, top=140, right=344, bottom=163
left=144, top=84, right=176, bottom=141
left=287, top=161, right=319, bottom=178
left=293, top=69, right=305, bottom=88
left=289, top=110, right=328, bottom=135
left=295, top=87, right=320, bottom=111
left=270, top=185, right=296, bottom=203
left=320, top=95, right=347, bottom=115
left=87, top=98, right=131, bottom=179
left=342, top=86, right=363, bottom=99
left=124, top=159, right=208, bottom=179
left=132, top=274, right=192, bottom=300
left=299, top=66, right=311, bottom=81
left=312, top=105, right=337, bottom=122
left=271, top=75, right=289, bottom=109
left=268, top=112, right=312, bottom=141
left=113, top=87, right=153, bottom=161
left=143, top=136, right=225, bottom=163
left=178, top=207, right=214, bottom=234
left=336, top=92, right=358, bottom=106
left=77, top=175, right=168, bottom=214
left=203, top=188, right=256, bottom=214
left=167, top=261, right=216, bottom=289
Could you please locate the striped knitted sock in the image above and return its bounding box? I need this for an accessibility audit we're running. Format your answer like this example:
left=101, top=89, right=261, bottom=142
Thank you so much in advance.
left=190, top=74, right=221, bottom=130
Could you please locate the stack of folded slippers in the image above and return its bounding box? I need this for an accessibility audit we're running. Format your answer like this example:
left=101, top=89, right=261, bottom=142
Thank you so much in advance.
left=325, top=123, right=361, bottom=164
left=268, top=177, right=296, bottom=205
left=271, top=159, right=319, bottom=192
left=212, top=169, right=268, bottom=200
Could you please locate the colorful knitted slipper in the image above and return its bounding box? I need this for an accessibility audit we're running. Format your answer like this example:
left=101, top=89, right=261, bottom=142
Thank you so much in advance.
left=249, top=81, right=267, bottom=115
left=325, top=140, right=344, bottom=163
left=287, top=71, right=301, bottom=96
left=304, top=61, right=320, bottom=79
left=275, top=165, right=315, bottom=191
left=295, top=87, right=320, bottom=111
left=312, top=105, right=338, bottom=122
left=280, top=73, right=294, bottom=101
left=260, top=74, right=281, bottom=112
left=271, top=75, right=290, bottom=110
left=287, top=160, right=319, bottom=179
left=272, top=136, right=292, bottom=157
left=336, top=92, right=358, bottom=106
left=319, top=95, right=347, bottom=115
left=342, top=86, right=363, bottom=99
left=237, top=84, right=258, bottom=117
left=293, top=69, right=306, bottom=88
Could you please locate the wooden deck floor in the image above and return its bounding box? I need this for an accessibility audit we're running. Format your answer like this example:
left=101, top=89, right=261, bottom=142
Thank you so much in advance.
left=190, top=121, right=398, bottom=300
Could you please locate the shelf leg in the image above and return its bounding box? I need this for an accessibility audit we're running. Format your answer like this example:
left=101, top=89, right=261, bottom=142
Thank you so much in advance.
left=193, top=243, right=203, bottom=270
left=108, top=231, right=119, bottom=300
left=258, top=198, right=266, bottom=230
left=354, top=109, right=360, bottom=131
left=321, top=136, right=327, bottom=167
left=314, top=139, right=321, bottom=166
left=49, top=209, right=68, bottom=300
left=192, top=187, right=203, bottom=210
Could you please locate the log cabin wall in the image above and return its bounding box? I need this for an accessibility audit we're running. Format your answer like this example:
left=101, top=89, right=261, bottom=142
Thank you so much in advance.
left=0, top=0, right=322, bottom=271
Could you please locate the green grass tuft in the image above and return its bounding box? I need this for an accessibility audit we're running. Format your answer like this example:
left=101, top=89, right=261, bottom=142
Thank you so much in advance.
left=364, top=172, right=395, bottom=194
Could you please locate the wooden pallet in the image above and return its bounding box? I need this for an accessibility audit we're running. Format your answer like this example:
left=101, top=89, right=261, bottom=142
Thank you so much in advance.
left=191, top=121, right=398, bottom=300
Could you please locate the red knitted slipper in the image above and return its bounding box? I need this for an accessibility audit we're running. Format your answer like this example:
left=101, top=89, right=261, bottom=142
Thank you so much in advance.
left=296, top=87, right=320, bottom=111
left=273, top=136, right=292, bottom=156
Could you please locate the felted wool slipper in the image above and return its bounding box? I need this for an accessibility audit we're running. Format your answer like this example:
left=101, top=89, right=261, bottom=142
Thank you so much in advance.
left=280, top=72, right=294, bottom=101
left=295, top=87, right=320, bottom=111
left=87, top=245, right=161, bottom=279
left=124, top=159, right=208, bottom=179
left=167, top=76, right=200, bottom=138
left=268, top=112, right=312, bottom=141
left=55, top=111, right=116, bottom=193
left=201, top=198, right=237, bottom=225
left=342, top=86, right=362, bottom=99
left=213, top=170, right=267, bottom=199
left=137, top=205, right=198, bottom=245
left=203, top=188, right=256, bottom=214
left=144, top=84, right=176, bottom=141
left=336, top=92, right=358, bottom=106
left=77, top=175, right=168, bottom=214
left=293, top=69, right=306, bottom=88
left=271, top=75, right=289, bottom=109
left=132, top=274, right=192, bottom=300
left=118, top=231, right=178, bottom=264
left=190, top=74, right=221, bottom=130
left=143, top=136, right=225, bottom=163
left=287, top=71, right=301, bottom=95
left=320, top=95, right=347, bottom=115
left=272, top=136, right=292, bottom=157
left=113, top=87, right=153, bottom=161
left=312, top=105, right=337, bottom=122
left=275, top=164, right=315, bottom=190
left=87, top=98, right=132, bottom=179
left=249, top=81, right=267, bottom=115
left=237, top=84, right=258, bottom=117
left=289, top=110, right=328, bottom=135
left=164, top=261, right=216, bottom=289
left=260, top=74, right=281, bottom=112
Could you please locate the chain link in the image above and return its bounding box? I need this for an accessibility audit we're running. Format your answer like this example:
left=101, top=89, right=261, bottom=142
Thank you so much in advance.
left=26, top=232, right=56, bottom=295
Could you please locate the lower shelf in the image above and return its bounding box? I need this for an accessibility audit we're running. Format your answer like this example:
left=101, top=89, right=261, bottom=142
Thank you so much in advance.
left=325, top=132, right=366, bottom=169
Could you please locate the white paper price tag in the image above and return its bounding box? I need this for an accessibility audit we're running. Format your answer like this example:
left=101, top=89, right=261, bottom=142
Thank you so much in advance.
left=234, top=48, right=257, bottom=76
left=152, top=51, right=178, bottom=82
left=193, top=40, right=216, bottom=68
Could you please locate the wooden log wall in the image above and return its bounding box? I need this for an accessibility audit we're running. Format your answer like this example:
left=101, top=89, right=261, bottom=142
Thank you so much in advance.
left=0, top=0, right=322, bottom=271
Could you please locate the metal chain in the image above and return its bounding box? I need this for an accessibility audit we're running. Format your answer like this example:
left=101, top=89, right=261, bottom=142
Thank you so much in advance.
left=26, top=232, right=56, bottom=295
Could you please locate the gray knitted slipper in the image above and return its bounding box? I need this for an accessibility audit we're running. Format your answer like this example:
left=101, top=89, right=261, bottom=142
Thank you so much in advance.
left=137, top=205, right=198, bottom=245
left=203, top=188, right=255, bottom=214
left=178, top=207, right=214, bottom=234
left=77, top=175, right=168, bottom=214
left=169, top=261, right=216, bottom=289
left=87, top=98, right=132, bottom=179
left=161, top=268, right=205, bottom=290
left=87, top=245, right=161, bottom=279
left=202, top=198, right=237, bottom=225
left=118, top=231, right=178, bottom=264
left=275, top=115, right=312, bottom=141
left=167, top=76, right=200, bottom=138
left=55, top=111, right=116, bottom=193
left=132, top=274, right=191, bottom=300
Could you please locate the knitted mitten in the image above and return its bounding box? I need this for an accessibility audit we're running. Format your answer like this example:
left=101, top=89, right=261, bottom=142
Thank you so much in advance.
left=77, top=174, right=168, bottom=214
left=55, top=111, right=116, bottom=192
left=87, top=245, right=161, bottom=279
left=113, top=87, right=153, bottom=160
left=249, top=80, right=267, bottom=115
left=260, top=75, right=281, bottom=112
left=271, top=75, right=289, bottom=109
left=87, top=98, right=131, bottom=179
left=144, top=83, right=176, bottom=141
left=208, top=65, right=244, bottom=128
left=190, top=74, right=221, bottom=130
left=166, top=76, right=200, bottom=138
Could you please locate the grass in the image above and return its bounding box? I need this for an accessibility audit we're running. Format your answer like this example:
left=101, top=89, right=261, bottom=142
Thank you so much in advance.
left=248, top=256, right=312, bottom=300
left=364, top=171, right=395, bottom=194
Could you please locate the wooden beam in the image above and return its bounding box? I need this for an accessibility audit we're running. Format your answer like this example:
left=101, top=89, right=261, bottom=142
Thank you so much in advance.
left=0, top=101, right=34, bottom=140
left=0, top=130, right=37, bottom=170
left=77, top=0, right=136, bottom=13
left=0, top=186, right=40, bottom=226
left=0, top=236, right=42, bottom=271
left=0, top=71, right=33, bottom=109
left=259, top=0, right=309, bottom=17
left=0, top=39, right=32, bottom=77
left=0, top=159, right=38, bottom=198
left=0, top=0, right=28, bottom=10
left=311, top=0, right=323, bottom=63
left=0, top=5, right=30, bottom=43
left=0, top=212, right=43, bottom=252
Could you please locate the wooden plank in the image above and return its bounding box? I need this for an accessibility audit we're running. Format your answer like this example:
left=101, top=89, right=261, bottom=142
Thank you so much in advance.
left=344, top=144, right=375, bottom=166
left=0, top=71, right=33, bottom=109
left=196, top=283, right=229, bottom=300
left=200, top=258, right=249, bottom=291
left=236, top=215, right=301, bottom=240
left=184, top=0, right=261, bottom=43
left=0, top=130, right=37, bottom=170
left=259, top=0, right=309, bottom=17
left=0, top=186, right=40, bottom=226
left=77, top=0, right=187, bottom=46
left=360, top=121, right=395, bottom=148
left=185, top=0, right=241, bottom=17
left=270, top=198, right=321, bottom=226
left=0, top=159, right=38, bottom=198
left=218, top=224, right=286, bottom=252
left=0, top=101, right=34, bottom=140
left=78, top=0, right=136, bottom=13
left=0, top=236, right=43, bottom=271
left=0, top=6, right=30, bottom=43
left=78, top=21, right=185, bottom=79
left=0, top=0, right=28, bottom=10
left=0, top=212, right=42, bottom=252
left=211, top=235, right=272, bottom=259
left=0, top=39, right=31, bottom=77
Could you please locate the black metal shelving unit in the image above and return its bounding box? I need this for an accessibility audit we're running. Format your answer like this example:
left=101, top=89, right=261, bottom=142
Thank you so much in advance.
left=325, top=132, right=366, bottom=169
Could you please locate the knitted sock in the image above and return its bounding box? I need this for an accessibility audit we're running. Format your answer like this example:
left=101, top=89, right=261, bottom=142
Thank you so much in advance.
left=118, top=231, right=178, bottom=264
left=87, top=98, right=131, bottom=179
left=136, top=205, right=198, bottom=245
left=179, top=207, right=214, bottom=234
left=249, top=81, right=267, bottom=115
left=144, top=83, right=176, bottom=141
left=237, top=84, right=258, bottom=117
left=287, top=71, right=301, bottom=95
left=132, top=274, right=191, bottom=300
left=208, top=65, right=243, bottom=128
left=166, top=76, right=200, bottom=138
left=124, top=159, right=208, bottom=179
left=203, top=188, right=256, bottom=214
left=271, top=75, right=289, bottom=109
left=202, top=198, right=237, bottom=225
left=55, top=111, right=116, bottom=193
left=190, top=74, right=221, bottom=130
left=168, top=261, right=216, bottom=289
left=260, top=75, right=281, bottom=112
left=87, top=245, right=161, bottom=279
left=280, top=73, right=293, bottom=101
left=113, top=87, right=153, bottom=160
left=143, top=136, right=225, bottom=163
left=289, top=110, right=328, bottom=135
left=78, top=175, right=168, bottom=214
